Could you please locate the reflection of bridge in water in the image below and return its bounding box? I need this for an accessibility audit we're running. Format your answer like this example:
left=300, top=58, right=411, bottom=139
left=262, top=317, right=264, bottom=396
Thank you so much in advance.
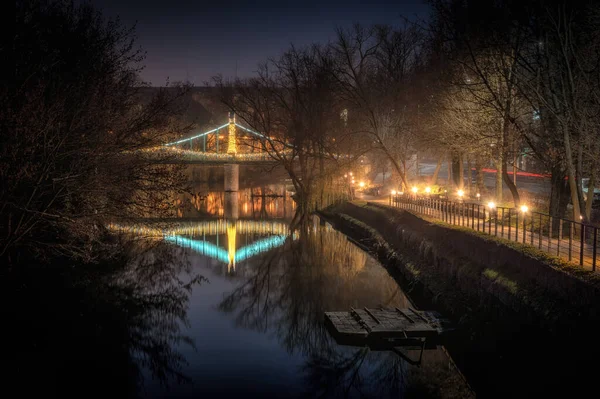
left=183, top=186, right=294, bottom=219
left=110, top=218, right=295, bottom=274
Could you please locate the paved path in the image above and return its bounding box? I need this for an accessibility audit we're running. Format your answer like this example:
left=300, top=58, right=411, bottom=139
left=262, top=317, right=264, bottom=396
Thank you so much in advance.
left=371, top=198, right=598, bottom=272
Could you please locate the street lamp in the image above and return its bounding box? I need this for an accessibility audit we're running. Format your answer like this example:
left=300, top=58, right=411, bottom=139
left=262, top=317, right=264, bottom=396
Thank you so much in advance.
left=520, top=205, right=528, bottom=213
left=457, top=189, right=464, bottom=199
left=476, top=193, right=481, bottom=201
left=487, top=201, right=496, bottom=209
left=359, top=181, right=365, bottom=188
left=425, top=186, right=431, bottom=194
left=412, top=186, right=418, bottom=194
left=391, top=190, right=397, bottom=195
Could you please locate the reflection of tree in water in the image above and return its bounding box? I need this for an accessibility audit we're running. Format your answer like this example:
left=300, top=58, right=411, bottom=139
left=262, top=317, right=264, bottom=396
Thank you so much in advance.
left=5, top=238, right=204, bottom=398
left=219, top=226, right=402, bottom=350
left=219, top=225, right=473, bottom=398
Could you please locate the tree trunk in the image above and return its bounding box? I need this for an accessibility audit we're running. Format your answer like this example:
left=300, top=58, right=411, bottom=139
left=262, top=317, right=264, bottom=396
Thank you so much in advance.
left=380, top=145, right=410, bottom=192
left=458, top=153, right=464, bottom=190
left=501, top=112, right=520, bottom=206
left=447, top=158, right=453, bottom=188
left=549, top=165, right=570, bottom=235
left=563, top=126, right=583, bottom=221
left=585, top=169, right=596, bottom=221
left=451, top=153, right=461, bottom=188
left=431, top=154, right=443, bottom=185
left=502, top=159, right=520, bottom=207
left=495, top=150, right=503, bottom=203
left=466, top=156, right=472, bottom=194
left=475, top=157, right=485, bottom=195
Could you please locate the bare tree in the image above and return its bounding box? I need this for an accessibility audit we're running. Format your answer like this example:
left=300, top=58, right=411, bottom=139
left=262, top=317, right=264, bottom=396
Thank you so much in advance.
left=330, top=24, right=425, bottom=191
left=217, top=45, right=363, bottom=217
left=1, top=0, right=192, bottom=265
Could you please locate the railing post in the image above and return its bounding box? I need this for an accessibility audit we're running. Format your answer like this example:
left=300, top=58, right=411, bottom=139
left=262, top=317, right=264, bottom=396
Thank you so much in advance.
left=494, top=209, right=498, bottom=236
left=501, top=208, right=505, bottom=238
left=569, top=222, right=573, bottom=262
left=593, top=227, right=597, bottom=272
left=538, top=214, right=542, bottom=248
left=530, top=214, right=534, bottom=245
left=523, top=213, right=527, bottom=244
left=515, top=212, right=519, bottom=242
left=580, top=224, right=585, bottom=266
left=548, top=216, right=552, bottom=252
left=557, top=219, right=562, bottom=257
left=454, top=203, right=457, bottom=225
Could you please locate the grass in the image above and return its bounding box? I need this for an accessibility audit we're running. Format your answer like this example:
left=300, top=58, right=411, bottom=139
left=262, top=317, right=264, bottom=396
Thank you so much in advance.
left=367, top=201, right=600, bottom=288
left=483, top=268, right=518, bottom=294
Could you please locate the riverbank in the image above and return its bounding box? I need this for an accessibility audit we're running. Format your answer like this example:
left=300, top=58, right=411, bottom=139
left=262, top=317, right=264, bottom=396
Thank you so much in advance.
left=320, top=201, right=600, bottom=397
left=321, top=201, right=600, bottom=332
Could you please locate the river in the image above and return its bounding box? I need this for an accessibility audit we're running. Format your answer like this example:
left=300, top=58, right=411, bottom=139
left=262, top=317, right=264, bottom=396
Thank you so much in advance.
left=125, top=183, right=469, bottom=398
left=8, top=175, right=599, bottom=398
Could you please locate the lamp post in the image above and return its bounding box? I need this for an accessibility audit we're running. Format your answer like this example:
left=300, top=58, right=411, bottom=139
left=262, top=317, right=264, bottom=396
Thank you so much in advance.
left=488, top=202, right=496, bottom=234
left=411, top=187, right=418, bottom=211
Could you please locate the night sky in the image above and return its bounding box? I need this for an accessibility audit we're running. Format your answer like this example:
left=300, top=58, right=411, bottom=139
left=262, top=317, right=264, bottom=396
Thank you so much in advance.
left=92, top=0, right=429, bottom=86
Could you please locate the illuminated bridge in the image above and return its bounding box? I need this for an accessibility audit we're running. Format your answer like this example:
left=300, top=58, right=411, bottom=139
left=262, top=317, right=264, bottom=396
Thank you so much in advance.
left=144, top=112, right=289, bottom=165
left=109, top=219, right=295, bottom=273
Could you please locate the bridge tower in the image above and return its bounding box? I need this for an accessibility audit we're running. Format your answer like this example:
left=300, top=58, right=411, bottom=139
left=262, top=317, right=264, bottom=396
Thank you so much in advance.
left=227, top=111, right=237, bottom=155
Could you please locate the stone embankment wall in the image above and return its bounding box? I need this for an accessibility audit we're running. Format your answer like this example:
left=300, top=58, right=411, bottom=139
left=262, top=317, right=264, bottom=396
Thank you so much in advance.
left=322, top=202, right=600, bottom=333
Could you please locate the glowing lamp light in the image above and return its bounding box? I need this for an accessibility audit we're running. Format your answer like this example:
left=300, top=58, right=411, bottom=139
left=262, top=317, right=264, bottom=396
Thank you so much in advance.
left=359, top=181, right=365, bottom=188
left=476, top=193, right=481, bottom=199
left=457, top=190, right=464, bottom=197
left=425, top=187, right=431, bottom=193
left=399, top=191, right=404, bottom=195
left=520, top=205, right=529, bottom=213
left=349, top=172, right=353, bottom=176
left=412, top=187, right=418, bottom=193
left=488, top=201, right=496, bottom=209
left=344, top=174, right=348, bottom=178
left=391, top=190, right=397, bottom=195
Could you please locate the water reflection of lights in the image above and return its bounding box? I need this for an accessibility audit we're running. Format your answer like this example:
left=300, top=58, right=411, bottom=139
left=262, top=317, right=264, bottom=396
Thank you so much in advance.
left=108, top=219, right=292, bottom=237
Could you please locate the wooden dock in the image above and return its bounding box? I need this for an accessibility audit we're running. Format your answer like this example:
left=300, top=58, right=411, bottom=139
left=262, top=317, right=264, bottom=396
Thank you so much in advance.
left=324, top=307, right=449, bottom=348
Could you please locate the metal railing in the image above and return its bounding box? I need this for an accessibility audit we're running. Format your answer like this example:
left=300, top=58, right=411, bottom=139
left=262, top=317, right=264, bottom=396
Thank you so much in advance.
left=389, top=195, right=599, bottom=272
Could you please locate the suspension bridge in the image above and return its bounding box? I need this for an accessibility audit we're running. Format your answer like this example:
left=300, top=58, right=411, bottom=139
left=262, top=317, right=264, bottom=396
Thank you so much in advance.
left=145, top=112, right=289, bottom=165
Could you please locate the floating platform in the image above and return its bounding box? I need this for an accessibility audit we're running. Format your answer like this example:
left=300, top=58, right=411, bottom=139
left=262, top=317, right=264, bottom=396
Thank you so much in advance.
left=324, top=307, right=450, bottom=349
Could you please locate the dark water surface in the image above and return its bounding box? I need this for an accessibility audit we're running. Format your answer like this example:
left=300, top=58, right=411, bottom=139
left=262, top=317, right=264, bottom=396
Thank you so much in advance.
left=136, top=184, right=472, bottom=397
left=5, top=182, right=471, bottom=398
left=19, top=179, right=600, bottom=398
